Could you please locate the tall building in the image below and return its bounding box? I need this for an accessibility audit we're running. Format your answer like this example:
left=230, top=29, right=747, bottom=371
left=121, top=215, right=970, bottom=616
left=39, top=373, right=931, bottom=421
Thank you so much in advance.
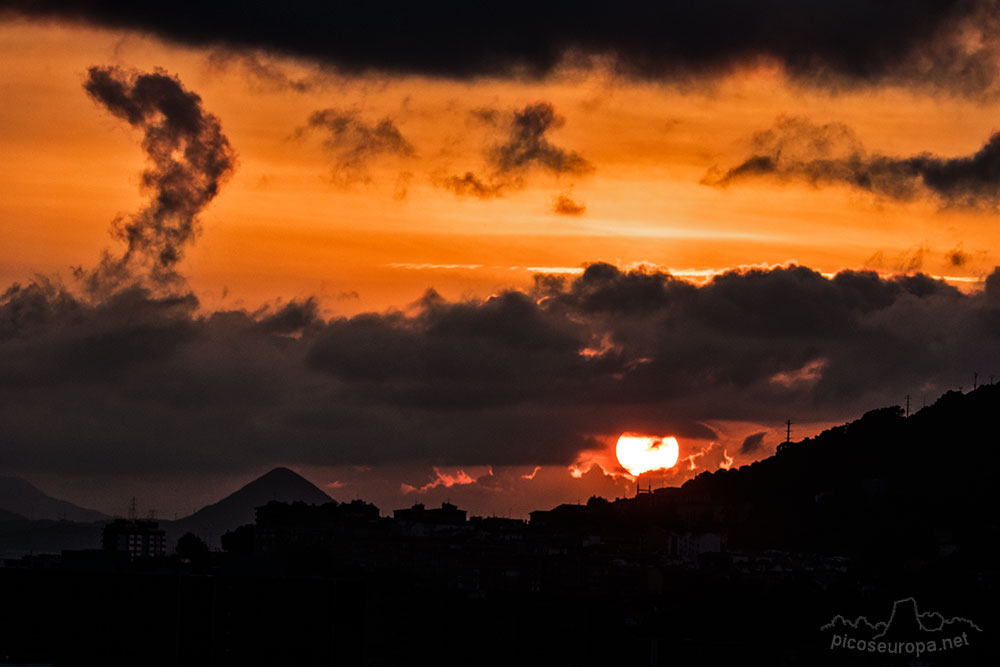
left=102, top=519, right=167, bottom=559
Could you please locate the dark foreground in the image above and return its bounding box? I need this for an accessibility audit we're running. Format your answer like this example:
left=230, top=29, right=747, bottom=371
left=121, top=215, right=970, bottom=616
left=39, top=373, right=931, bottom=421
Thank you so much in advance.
left=1, top=553, right=994, bottom=666
left=3, top=386, right=998, bottom=665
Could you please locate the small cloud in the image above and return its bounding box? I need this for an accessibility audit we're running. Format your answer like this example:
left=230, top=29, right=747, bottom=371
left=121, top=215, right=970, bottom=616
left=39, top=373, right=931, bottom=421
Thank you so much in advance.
left=740, top=431, right=767, bottom=454
left=491, top=103, right=592, bottom=176
left=393, top=171, right=413, bottom=200
left=684, top=450, right=706, bottom=471
left=469, top=107, right=501, bottom=126
left=553, top=193, right=587, bottom=216
left=770, top=358, right=827, bottom=388
left=946, top=247, right=972, bottom=267
left=402, top=467, right=477, bottom=494
left=439, top=171, right=504, bottom=199
left=206, top=49, right=320, bottom=93
left=718, top=449, right=734, bottom=470
left=442, top=102, right=593, bottom=200
left=901, top=246, right=928, bottom=273
left=297, top=109, right=414, bottom=186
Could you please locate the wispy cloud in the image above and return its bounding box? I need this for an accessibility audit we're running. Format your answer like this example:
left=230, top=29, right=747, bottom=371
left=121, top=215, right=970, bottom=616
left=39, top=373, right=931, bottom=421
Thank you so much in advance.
left=706, top=116, right=1000, bottom=207
left=440, top=102, right=592, bottom=200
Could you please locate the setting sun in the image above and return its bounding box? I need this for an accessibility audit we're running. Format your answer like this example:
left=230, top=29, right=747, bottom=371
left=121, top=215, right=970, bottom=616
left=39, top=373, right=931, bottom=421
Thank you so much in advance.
left=615, top=434, right=680, bottom=476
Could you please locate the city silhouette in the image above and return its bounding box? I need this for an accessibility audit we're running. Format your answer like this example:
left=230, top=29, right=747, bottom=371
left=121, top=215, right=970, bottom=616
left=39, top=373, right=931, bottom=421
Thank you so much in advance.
left=2, top=385, right=997, bottom=665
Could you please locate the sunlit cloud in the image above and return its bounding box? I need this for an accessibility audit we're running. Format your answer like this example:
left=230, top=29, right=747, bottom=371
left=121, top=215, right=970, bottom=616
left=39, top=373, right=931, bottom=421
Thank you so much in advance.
left=400, top=466, right=482, bottom=494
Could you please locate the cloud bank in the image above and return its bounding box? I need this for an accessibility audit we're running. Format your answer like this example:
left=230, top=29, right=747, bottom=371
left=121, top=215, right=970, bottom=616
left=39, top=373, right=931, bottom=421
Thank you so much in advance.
left=3, top=1, right=999, bottom=95
left=4, top=263, right=999, bottom=479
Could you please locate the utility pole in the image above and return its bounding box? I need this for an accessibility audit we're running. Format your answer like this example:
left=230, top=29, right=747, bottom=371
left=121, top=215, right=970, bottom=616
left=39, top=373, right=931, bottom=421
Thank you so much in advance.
left=785, top=420, right=792, bottom=445
left=905, top=395, right=910, bottom=417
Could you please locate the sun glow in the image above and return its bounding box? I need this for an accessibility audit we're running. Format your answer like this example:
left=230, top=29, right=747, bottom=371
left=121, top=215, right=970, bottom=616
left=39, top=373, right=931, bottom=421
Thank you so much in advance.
left=615, top=434, right=680, bottom=476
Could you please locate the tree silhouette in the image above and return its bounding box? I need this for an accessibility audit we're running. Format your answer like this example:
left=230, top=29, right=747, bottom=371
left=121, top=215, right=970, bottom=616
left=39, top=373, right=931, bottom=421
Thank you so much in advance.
left=176, top=531, right=209, bottom=561
left=220, top=524, right=255, bottom=554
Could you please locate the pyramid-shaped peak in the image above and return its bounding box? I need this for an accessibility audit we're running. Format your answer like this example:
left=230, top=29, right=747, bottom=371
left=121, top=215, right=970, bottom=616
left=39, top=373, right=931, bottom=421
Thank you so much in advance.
left=258, top=466, right=301, bottom=480
left=239, top=467, right=332, bottom=499
left=172, top=466, right=334, bottom=544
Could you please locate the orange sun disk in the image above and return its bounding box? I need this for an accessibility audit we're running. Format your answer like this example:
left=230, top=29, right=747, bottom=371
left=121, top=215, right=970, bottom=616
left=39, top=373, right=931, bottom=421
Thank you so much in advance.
left=615, top=434, right=680, bottom=476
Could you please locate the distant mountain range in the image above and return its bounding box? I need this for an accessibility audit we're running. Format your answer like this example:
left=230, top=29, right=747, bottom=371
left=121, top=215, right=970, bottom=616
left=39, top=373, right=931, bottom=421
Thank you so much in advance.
left=0, top=507, right=24, bottom=522
left=0, top=476, right=110, bottom=523
left=0, top=467, right=333, bottom=556
left=4, top=385, right=999, bottom=560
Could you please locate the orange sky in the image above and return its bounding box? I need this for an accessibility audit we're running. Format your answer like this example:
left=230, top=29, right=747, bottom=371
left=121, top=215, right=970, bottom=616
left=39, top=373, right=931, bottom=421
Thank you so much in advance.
left=2, top=16, right=999, bottom=516
left=2, top=18, right=998, bottom=319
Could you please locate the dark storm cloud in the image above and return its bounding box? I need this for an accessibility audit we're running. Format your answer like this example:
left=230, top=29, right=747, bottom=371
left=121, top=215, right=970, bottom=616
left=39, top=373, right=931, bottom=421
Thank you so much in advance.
left=304, top=289, right=587, bottom=409
left=254, top=297, right=322, bottom=335
left=82, top=66, right=236, bottom=289
left=706, top=117, right=1000, bottom=206
left=3, top=262, right=1000, bottom=478
left=985, top=266, right=1000, bottom=302
left=441, top=103, right=592, bottom=199
left=740, top=431, right=767, bottom=454
left=3, top=1, right=999, bottom=95
left=296, top=109, right=414, bottom=184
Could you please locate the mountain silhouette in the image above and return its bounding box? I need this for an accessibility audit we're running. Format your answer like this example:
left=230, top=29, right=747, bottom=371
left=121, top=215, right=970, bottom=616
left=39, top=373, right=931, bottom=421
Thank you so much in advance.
left=0, top=476, right=110, bottom=523
left=649, top=384, right=1000, bottom=562
left=167, top=467, right=333, bottom=548
left=527, top=383, right=1000, bottom=575
left=0, top=508, right=24, bottom=521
